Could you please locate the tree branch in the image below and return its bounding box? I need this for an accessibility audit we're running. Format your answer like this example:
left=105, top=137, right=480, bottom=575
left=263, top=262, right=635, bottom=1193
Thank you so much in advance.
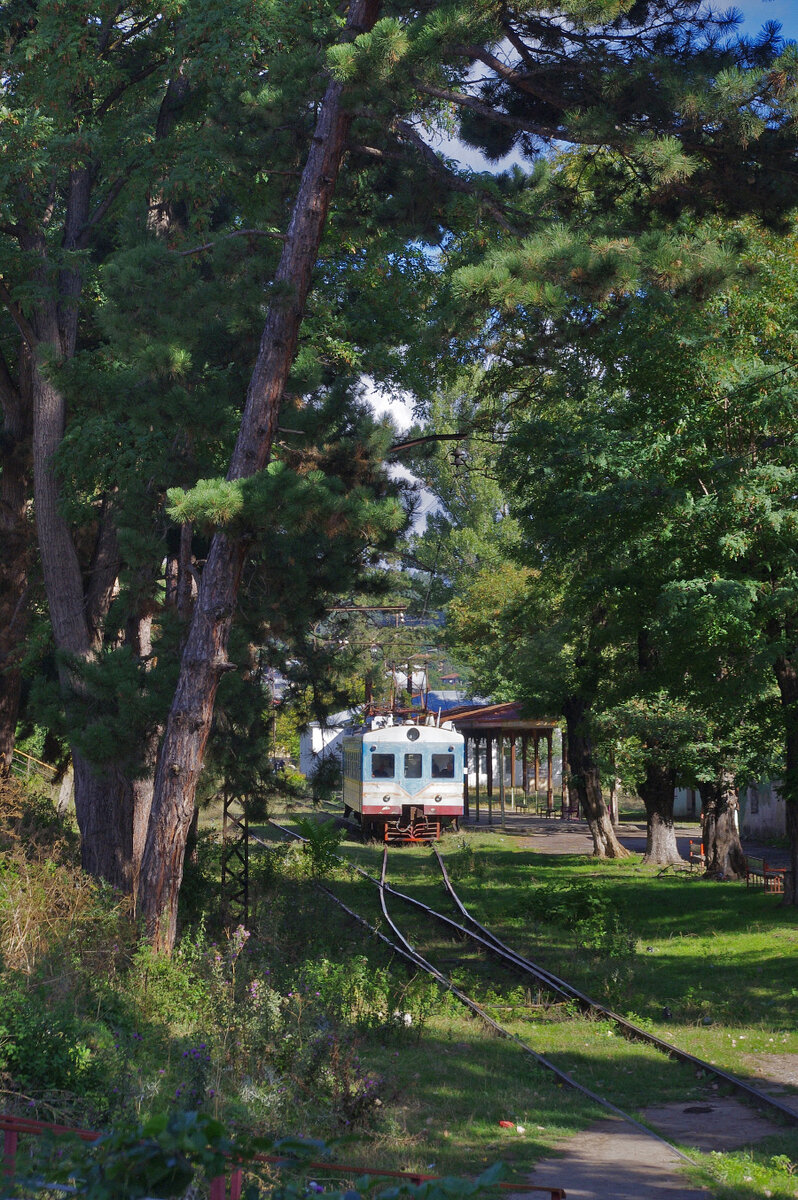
left=0, top=346, right=19, bottom=414
left=0, top=281, right=36, bottom=352
left=414, top=79, right=600, bottom=146
left=85, top=497, right=121, bottom=647
left=178, top=228, right=288, bottom=256
left=393, top=120, right=527, bottom=233
left=94, top=57, right=169, bottom=119
left=388, top=431, right=467, bottom=453
left=76, top=176, right=130, bottom=248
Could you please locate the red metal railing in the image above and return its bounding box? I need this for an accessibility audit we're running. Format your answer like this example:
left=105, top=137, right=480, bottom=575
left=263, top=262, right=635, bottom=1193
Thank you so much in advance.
left=1, top=1113, right=566, bottom=1198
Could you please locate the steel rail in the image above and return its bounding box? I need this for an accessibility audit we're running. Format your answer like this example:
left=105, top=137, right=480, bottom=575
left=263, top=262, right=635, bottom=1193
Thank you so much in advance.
left=263, top=821, right=798, bottom=1130
left=430, top=847, right=798, bottom=1127
left=375, top=848, right=696, bottom=1166
left=255, top=823, right=567, bottom=1196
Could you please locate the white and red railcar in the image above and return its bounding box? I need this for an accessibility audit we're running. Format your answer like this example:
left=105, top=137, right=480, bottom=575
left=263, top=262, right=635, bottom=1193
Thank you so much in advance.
left=341, top=721, right=464, bottom=841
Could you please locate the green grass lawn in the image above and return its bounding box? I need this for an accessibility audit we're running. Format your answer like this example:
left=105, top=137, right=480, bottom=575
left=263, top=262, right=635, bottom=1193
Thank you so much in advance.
left=253, top=811, right=798, bottom=1198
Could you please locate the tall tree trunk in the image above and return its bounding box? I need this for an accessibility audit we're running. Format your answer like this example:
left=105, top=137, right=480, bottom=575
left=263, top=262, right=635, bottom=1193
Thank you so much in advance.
left=563, top=697, right=629, bottom=859
left=25, top=174, right=145, bottom=886
left=699, top=769, right=747, bottom=879
left=638, top=759, right=683, bottom=865
left=137, top=0, right=383, bottom=952
left=0, top=345, right=32, bottom=774
left=774, top=643, right=798, bottom=905
left=635, top=629, right=684, bottom=866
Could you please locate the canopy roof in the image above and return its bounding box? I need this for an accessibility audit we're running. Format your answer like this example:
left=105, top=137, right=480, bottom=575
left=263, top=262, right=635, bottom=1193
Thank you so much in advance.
left=446, top=702, right=558, bottom=736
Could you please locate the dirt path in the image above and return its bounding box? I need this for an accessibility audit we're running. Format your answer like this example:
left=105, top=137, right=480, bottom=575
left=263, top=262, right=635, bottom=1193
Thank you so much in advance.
left=517, top=1116, right=707, bottom=1199
left=518, top=1096, right=795, bottom=1199
left=462, top=811, right=790, bottom=868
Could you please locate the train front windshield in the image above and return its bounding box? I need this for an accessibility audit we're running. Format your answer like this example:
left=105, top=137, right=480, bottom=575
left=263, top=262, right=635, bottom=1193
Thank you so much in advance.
left=431, top=753, right=455, bottom=778
left=404, top=753, right=423, bottom=778
left=370, top=753, right=395, bottom=779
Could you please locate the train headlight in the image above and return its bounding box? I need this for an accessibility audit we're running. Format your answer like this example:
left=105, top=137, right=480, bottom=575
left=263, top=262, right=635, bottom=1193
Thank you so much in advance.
left=434, top=795, right=442, bottom=803
left=383, top=795, right=392, bottom=804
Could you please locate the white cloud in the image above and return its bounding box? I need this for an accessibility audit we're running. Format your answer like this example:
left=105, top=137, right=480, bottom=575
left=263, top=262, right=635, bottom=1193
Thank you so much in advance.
left=361, top=376, right=441, bottom=532
left=361, top=375, right=415, bottom=433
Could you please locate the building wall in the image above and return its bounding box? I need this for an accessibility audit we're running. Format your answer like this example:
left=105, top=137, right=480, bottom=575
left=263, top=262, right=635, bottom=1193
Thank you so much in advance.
left=299, top=723, right=347, bottom=777
left=674, top=782, right=786, bottom=839
left=673, top=788, right=701, bottom=820
left=740, top=782, right=786, bottom=840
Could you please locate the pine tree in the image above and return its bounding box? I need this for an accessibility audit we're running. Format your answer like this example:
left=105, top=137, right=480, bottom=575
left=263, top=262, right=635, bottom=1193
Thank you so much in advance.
left=4, top=0, right=798, bottom=943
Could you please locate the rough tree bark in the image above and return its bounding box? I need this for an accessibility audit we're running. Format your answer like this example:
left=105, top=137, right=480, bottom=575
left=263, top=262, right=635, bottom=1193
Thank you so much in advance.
left=0, top=345, right=32, bottom=774
left=635, top=628, right=684, bottom=865
left=562, top=696, right=629, bottom=859
left=137, top=0, right=383, bottom=951
left=21, top=170, right=156, bottom=888
left=11, top=49, right=199, bottom=885
left=699, top=768, right=747, bottom=880
left=638, top=760, right=683, bottom=865
left=774, top=639, right=798, bottom=905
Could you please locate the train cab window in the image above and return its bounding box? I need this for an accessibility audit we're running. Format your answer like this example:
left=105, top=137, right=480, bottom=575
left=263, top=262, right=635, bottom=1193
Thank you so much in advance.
left=404, top=753, right=423, bottom=778
left=431, top=753, right=455, bottom=779
left=371, top=753, right=395, bottom=779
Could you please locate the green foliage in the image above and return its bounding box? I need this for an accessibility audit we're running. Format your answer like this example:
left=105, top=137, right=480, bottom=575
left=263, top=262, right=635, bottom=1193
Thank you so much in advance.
left=520, top=880, right=636, bottom=958
left=14, top=1107, right=509, bottom=1199
left=443, top=837, right=487, bottom=883
left=293, top=816, right=345, bottom=875
left=0, top=982, right=102, bottom=1094
left=308, top=756, right=342, bottom=806
left=58, top=1109, right=235, bottom=1200
left=177, top=831, right=223, bottom=930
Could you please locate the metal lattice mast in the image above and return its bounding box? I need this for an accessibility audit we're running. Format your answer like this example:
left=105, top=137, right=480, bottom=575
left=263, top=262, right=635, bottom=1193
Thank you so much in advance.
left=221, top=789, right=249, bottom=929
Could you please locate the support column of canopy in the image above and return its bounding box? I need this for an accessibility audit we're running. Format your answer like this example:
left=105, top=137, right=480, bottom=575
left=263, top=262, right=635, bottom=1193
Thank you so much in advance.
left=463, top=737, right=470, bottom=821
left=475, top=735, right=481, bottom=823
left=498, top=729, right=506, bottom=826
left=546, top=731, right=554, bottom=816
left=486, top=733, right=493, bottom=825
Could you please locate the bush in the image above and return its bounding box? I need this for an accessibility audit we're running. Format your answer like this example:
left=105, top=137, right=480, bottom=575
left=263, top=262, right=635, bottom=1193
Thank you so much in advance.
left=308, top=755, right=341, bottom=805
left=178, top=829, right=223, bottom=930
left=444, top=838, right=487, bottom=882
left=0, top=850, right=133, bottom=980
left=0, top=981, right=103, bottom=1094
left=293, top=816, right=345, bottom=875
left=14, top=1109, right=508, bottom=1199
left=521, top=879, right=636, bottom=958
left=0, top=777, right=79, bottom=863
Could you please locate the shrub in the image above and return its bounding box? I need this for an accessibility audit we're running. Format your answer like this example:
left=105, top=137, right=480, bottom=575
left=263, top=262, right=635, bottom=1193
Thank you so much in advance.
left=0, top=981, right=103, bottom=1094
left=520, top=879, right=636, bottom=958
left=178, top=829, right=223, bottom=930
left=0, top=850, right=133, bottom=980
left=445, top=837, right=486, bottom=882
left=0, top=777, right=79, bottom=864
left=308, top=755, right=341, bottom=805
left=293, top=816, right=345, bottom=875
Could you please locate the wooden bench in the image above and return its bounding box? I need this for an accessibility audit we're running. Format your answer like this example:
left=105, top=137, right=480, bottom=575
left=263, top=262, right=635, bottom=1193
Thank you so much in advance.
left=746, top=857, right=789, bottom=893
left=689, top=839, right=705, bottom=869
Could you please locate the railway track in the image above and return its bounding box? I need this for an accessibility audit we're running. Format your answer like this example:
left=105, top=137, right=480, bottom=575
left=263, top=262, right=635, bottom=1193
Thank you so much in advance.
left=263, top=819, right=798, bottom=1161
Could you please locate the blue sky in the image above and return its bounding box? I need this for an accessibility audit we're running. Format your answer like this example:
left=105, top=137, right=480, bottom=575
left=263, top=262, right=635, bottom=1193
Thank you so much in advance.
left=737, top=1, right=797, bottom=38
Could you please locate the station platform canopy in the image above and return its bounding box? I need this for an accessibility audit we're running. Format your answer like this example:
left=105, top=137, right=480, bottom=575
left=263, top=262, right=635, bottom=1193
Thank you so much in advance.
left=442, top=702, right=567, bottom=822
left=444, top=700, right=558, bottom=735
